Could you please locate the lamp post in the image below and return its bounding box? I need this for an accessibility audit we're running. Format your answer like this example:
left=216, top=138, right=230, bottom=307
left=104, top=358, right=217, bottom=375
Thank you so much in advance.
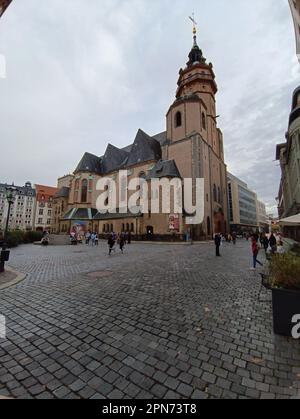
left=0, top=185, right=17, bottom=273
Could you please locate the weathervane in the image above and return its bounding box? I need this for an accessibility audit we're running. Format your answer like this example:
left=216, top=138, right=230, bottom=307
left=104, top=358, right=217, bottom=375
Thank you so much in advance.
left=189, top=13, right=198, bottom=37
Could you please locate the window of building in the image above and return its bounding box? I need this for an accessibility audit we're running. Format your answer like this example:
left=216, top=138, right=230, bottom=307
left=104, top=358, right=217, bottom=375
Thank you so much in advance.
left=207, top=217, right=211, bottom=236
left=131, top=223, right=134, bottom=233
left=175, top=111, right=182, bottom=128
left=218, top=187, right=221, bottom=204
left=213, top=184, right=217, bottom=202
left=81, top=179, right=88, bottom=203
left=39, top=209, right=44, bottom=216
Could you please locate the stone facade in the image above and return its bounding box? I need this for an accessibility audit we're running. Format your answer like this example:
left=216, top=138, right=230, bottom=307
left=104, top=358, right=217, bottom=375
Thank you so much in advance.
left=0, top=182, right=35, bottom=232
left=54, top=30, right=229, bottom=240
left=276, top=86, right=300, bottom=241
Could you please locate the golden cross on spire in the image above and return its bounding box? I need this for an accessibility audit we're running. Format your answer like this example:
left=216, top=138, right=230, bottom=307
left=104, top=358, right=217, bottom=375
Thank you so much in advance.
left=189, top=13, right=197, bottom=36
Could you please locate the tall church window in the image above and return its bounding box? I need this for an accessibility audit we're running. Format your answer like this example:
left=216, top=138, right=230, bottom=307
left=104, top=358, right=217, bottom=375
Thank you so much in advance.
left=202, top=112, right=207, bottom=130
left=81, top=179, right=88, bottom=203
left=213, top=184, right=217, bottom=202
left=175, top=111, right=182, bottom=128
left=207, top=217, right=211, bottom=236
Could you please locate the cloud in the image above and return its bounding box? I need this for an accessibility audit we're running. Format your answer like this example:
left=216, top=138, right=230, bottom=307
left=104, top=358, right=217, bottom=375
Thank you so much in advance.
left=0, top=0, right=297, bottom=216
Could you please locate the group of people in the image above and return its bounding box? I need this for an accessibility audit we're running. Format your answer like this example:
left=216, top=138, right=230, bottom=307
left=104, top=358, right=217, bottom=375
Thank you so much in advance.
left=107, top=232, right=132, bottom=256
left=214, top=231, right=285, bottom=270
left=84, top=231, right=99, bottom=246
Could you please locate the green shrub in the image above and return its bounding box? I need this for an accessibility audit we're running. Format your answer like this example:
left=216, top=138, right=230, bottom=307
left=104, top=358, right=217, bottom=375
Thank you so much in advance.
left=5, top=230, right=25, bottom=248
left=23, top=231, right=43, bottom=243
left=269, top=253, right=300, bottom=290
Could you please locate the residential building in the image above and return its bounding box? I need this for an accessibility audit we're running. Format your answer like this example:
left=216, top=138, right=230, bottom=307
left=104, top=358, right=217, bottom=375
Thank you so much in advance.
left=0, top=182, right=35, bottom=232
left=289, top=0, right=300, bottom=62
left=276, top=86, right=300, bottom=241
left=54, top=25, right=228, bottom=240
left=256, top=200, right=268, bottom=232
left=34, top=185, right=58, bottom=232
left=227, top=172, right=259, bottom=234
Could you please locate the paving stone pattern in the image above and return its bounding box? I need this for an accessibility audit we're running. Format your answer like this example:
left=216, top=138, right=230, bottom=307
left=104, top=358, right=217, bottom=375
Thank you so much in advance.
left=0, top=241, right=299, bottom=399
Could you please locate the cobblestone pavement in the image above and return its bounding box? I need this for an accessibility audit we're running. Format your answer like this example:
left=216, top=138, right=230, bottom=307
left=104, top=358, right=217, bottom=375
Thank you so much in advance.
left=0, top=240, right=299, bottom=399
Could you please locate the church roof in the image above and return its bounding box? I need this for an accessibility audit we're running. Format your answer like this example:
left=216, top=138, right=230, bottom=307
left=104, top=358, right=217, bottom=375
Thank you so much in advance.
left=74, top=129, right=163, bottom=176
left=63, top=208, right=98, bottom=220
left=126, top=129, right=162, bottom=167
left=186, top=34, right=207, bottom=68
left=54, top=187, right=70, bottom=199
left=152, top=131, right=168, bottom=146
left=74, top=152, right=102, bottom=175
left=101, top=144, right=129, bottom=174
left=146, top=160, right=181, bottom=179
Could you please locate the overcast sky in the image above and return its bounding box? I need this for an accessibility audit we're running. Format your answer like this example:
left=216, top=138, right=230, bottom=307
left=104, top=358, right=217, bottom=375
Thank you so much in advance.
left=0, top=0, right=298, bottom=213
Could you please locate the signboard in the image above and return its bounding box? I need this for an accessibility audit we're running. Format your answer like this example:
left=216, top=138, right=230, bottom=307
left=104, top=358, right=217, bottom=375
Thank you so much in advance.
left=169, top=214, right=180, bottom=232
left=70, top=221, right=88, bottom=239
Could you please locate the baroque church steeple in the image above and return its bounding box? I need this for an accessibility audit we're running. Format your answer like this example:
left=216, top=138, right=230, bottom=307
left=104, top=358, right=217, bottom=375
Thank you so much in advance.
left=186, top=19, right=207, bottom=67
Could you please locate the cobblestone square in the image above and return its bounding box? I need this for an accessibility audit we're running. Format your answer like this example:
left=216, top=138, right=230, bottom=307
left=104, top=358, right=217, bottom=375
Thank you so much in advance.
left=0, top=240, right=299, bottom=399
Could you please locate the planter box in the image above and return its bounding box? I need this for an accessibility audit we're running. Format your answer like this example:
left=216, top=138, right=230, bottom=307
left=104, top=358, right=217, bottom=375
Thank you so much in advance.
left=272, top=287, right=300, bottom=337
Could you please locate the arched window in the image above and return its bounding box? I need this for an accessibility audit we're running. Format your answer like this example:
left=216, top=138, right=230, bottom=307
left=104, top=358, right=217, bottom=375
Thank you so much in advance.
left=175, top=111, right=182, bottom=128
left=218, top=187, right=221, bottom=204
left=213, top=184, right=217, bottom=202
left=110, top=224, right=114, bottom=233
left=122, top=223, right=125, bottom=232
left=131, top=223, right=134, bottom=233
left=207, top=217, right=211, bottom=236
left=81, top=179, right=88, bottom=203
left=102, top=225, right=105, bottom=233
left=126, top=223, right=130, bottom=232
left=202, top=112, right=206, bottom=130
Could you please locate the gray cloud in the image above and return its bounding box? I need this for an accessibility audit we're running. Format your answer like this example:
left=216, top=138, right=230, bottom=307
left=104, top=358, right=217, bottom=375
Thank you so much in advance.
left=0, top=0, right=298, bottom=214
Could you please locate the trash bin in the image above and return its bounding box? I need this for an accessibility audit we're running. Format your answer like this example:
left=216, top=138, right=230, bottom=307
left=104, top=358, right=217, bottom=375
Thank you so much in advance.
left=0, top=250, right=10, bottom=262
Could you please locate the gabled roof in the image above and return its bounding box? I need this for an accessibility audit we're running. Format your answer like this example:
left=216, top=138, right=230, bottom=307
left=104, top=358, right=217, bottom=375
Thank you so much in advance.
left=152, top=131, right=168, bottom=146
left=146, top=160, right=181, bottom=179
left=101, top=144, right=129, bottom=174
left=74, top=153, right=102, bottom=175
left=126, top=129, right=162, bottom=167
left=63, top=208, right=98, bottom=220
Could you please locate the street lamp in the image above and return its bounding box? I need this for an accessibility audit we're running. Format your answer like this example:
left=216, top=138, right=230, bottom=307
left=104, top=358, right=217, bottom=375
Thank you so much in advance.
left=0, top=185, right=17, bottom=273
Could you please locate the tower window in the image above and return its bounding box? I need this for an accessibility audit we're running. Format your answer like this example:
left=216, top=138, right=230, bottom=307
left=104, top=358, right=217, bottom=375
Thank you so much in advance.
left=81, top=179, right=88, bottom=203
left=202, top=112, right=207, bottom=130
left=213, top=184, right=217, bottom=202
left=175, top=111, right=182, bottom=128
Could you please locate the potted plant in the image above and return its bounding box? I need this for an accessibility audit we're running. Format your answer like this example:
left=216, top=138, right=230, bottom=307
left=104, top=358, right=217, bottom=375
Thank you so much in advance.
left=267, top=253, right=300, bottom=337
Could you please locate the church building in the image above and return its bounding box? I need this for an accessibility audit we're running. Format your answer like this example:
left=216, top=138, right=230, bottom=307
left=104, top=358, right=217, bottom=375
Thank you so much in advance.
left=53, top=25, right=228, bottom=240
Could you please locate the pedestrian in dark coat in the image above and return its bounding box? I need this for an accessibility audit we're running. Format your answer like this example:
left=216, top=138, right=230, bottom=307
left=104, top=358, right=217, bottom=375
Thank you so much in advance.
left=215, top=233, right=221, bottom=257
left=119, top=235, right=125, bottom=254
left=108, top=235, right=115, bottom=256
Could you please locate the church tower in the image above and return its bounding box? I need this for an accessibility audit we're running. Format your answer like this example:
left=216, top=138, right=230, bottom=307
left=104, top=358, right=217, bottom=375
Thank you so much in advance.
left=163, top=21, right=228, bottom=238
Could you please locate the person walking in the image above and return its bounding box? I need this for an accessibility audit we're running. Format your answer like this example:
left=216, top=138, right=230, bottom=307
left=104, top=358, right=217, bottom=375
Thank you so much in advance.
left=119, top=234, right=125, bottom=254
left=94, top=233, right=99, bottom=246
left=214, top=233, right=222, bottom=257
left=108, top=234, right=115, bottom=256
left=127, top=231, right=132, bottom=245
left=269, top=233, right=277, bottom=254
left=262, top=234, right=269, bottom=255
left=251, top=235, right=263, bottom=270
